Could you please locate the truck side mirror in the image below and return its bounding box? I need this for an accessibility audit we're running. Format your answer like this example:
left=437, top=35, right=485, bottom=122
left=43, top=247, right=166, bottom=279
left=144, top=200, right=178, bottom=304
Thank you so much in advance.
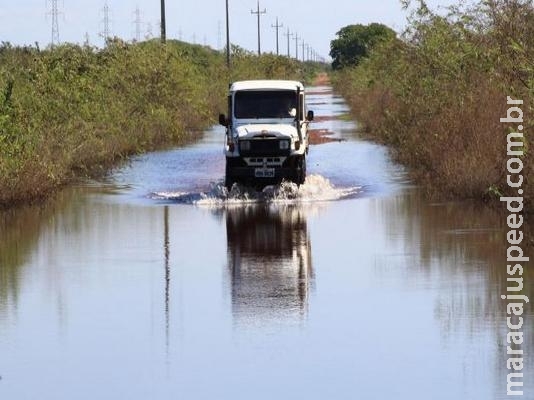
left=219, top=113, right=228, bottom=127
left=307, top=110, right=314, bottom=121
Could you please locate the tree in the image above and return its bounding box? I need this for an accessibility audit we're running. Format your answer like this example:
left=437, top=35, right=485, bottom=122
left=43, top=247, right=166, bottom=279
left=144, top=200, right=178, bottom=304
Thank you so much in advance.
left=330, top=23, right=396, bottom=70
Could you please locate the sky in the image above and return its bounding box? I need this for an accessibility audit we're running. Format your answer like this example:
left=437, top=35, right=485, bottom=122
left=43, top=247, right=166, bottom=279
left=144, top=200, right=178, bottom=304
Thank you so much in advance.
left=0, top=0, right=459, bottom=59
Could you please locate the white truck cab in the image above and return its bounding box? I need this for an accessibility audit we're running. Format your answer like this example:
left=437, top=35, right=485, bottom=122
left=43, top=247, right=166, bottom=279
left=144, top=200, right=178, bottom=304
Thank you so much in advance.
left=219, top=80, right=314, bottom=188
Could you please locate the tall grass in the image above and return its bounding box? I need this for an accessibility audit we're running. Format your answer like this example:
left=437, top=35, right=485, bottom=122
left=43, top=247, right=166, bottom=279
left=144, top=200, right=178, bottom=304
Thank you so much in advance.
left=0, top=40, right=324, bottom=207
left=333, top=0, right=533, bottom=207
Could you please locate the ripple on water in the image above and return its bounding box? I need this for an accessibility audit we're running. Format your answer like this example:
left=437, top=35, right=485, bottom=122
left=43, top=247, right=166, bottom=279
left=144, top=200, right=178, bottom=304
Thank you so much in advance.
left=150, top=174, right=361, bottom=206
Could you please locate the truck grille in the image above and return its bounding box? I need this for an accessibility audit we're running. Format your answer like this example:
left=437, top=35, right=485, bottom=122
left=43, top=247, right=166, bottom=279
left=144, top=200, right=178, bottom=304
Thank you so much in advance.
left=240, top=139, right=290, bottom=156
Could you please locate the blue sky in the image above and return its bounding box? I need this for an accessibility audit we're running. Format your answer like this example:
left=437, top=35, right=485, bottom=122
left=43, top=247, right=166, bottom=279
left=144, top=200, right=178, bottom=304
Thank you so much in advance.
left=0, top=0, right=458, bottom=58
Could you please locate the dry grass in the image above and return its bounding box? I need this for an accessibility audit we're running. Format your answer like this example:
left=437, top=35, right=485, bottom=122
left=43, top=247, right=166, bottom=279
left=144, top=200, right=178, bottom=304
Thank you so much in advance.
left=333, top=0, right=533, bottom=210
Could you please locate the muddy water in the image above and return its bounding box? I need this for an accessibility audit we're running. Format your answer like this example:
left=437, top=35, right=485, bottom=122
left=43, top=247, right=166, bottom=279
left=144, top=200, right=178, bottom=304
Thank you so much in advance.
left=0, top=87, right=532, bottom=400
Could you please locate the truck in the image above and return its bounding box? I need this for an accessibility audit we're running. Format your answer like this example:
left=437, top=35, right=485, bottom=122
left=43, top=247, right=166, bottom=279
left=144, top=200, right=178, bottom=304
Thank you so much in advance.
left=225, top=206, right=313, bottom=319
left=219, top=80, right=314, bottom=189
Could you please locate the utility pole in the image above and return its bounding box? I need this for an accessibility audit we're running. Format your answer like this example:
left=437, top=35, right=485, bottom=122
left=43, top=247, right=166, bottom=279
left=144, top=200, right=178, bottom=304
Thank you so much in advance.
left=251, top=0, right=266, bottom=55
left=301, top=41, right=305, bottom=62
left=271, top=17, right=283, bottom=56
left=294, top=32, right=299, bottom=61
left=283, top=28, right=291, bottom=57
left=100, top=1, right=111, bottom=44
left=47, top=0, right=60, bottom=46
left=134, top=6, right=142, bottom=42
left=160, top=0, right=166, bottom=43
left=225, top=0, right=230, bottom=67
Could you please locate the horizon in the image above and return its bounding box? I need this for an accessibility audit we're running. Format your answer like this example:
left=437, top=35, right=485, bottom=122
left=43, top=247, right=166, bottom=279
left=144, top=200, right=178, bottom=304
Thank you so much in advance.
left=0, top=0, right=459, bottom=60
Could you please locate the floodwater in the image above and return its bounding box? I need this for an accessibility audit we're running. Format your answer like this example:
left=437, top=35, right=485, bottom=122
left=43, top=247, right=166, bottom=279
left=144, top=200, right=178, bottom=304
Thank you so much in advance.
left=0, top=87, right=532, bottom=400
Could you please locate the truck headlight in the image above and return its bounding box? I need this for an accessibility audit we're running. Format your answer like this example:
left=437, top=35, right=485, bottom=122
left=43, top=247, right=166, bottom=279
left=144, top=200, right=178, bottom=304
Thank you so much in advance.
left=240, top=140, right=251, bottom=151
left=279, top=140, right=290, bottom=150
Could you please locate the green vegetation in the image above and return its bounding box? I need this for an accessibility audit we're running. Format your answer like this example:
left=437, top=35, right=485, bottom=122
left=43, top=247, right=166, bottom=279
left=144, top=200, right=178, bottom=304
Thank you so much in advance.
left=330, top=23, right=396, bottom=70
left=0, top=39, right=324, bottom=207
left=332, top=0, right=533, bottom=209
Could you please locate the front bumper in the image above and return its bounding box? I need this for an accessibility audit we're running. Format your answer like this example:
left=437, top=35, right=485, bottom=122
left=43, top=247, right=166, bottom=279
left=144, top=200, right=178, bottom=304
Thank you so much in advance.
left=228, top=166, right=296, bottom=180
left=226, top=156, right=301, bottom=185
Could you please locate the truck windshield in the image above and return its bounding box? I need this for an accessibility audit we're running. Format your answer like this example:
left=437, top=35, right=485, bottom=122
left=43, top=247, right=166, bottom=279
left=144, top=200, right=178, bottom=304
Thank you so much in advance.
left=234, top=90, right=297, bottom=119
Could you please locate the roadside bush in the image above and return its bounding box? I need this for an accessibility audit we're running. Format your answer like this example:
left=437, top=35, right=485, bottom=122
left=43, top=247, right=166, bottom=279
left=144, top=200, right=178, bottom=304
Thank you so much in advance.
left=0, top=39, right=325, bottom=207
left=333, top=0, right=533, bottom=208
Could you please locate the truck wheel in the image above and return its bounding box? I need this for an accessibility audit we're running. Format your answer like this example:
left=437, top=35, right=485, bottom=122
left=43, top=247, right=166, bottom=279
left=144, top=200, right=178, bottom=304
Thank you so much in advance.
left=225, top=177, right=235, bottom=189
left=225, top=164, right=235, bottom=189
left=296, top=155, right=306, bottom=185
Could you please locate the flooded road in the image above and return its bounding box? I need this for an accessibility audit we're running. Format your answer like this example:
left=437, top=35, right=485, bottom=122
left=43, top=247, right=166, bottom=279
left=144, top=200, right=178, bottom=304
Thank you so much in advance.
left=0, top=87, right=532, bottom=400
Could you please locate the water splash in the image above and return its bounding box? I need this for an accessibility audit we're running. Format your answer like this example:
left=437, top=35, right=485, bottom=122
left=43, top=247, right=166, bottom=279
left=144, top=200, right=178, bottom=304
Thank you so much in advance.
left=151, top=175, right=360, bottom=206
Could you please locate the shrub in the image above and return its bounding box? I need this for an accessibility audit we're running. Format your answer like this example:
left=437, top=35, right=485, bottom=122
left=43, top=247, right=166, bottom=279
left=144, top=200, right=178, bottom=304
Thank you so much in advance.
left=0, top=40, right=325, bottom=207
left=333, top=0, right=533, bottom=208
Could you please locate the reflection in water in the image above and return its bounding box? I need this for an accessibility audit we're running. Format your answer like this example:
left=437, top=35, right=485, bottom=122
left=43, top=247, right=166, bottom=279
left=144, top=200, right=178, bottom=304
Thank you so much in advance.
left=376, top=188, right=534, bottom=396
left=378, top=188, right=533, bottom=321
left=2, top=85, right=531, bottom=399
left=0, top=206, right=35, bottom=315
left=225, top=205, right=314, bottom=324
left=0, top=187, right=90, bottom=319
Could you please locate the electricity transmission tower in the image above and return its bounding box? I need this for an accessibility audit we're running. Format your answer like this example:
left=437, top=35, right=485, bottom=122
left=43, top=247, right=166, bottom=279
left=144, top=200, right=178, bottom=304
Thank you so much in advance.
left=271, top=17, right=283, bottom=55
left=100, top=1, right=112, bottom=43
left=46, top=0, right=61, bottom=46
left=251, top=0, right=266, bottom=55
left=217, top=20, right=222, bottom=50
left=146, top=22, right=153, bottom=39
left=134, top=6, right=142, bottom=42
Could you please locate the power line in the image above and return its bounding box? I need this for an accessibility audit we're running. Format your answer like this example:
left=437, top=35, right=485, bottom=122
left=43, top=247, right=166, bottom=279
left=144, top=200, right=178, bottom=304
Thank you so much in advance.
left=271, top=17, right=283, bottom=56
left=250, top=0, right=266, bottom=55
left=294, top=32, right=299, bottom=60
